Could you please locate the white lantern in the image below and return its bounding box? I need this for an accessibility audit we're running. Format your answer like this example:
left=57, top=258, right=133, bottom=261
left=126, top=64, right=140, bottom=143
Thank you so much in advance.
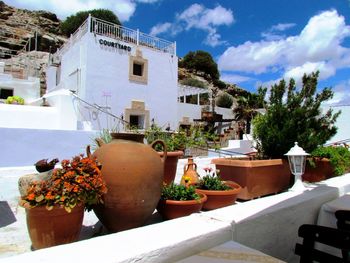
left=285, top=142, right=309, bottom=192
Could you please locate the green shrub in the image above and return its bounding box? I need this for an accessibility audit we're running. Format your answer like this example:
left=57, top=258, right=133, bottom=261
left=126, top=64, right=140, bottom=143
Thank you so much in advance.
left=5, top=96, right=24, bottom=105
left=197, top=173, right=231, bottom=191
left=216, top=92, right=233, bottom=108
left=253, top=71, right=340, bottom=159
left=160, top=183, right=200, bottom=201
left=60, top=9, right=121, bottom=37
left=180, top=50, right=219, bottom=80
left=310, top=145, right=350, bottom=176
left=180, top=78, right=207, bottom=89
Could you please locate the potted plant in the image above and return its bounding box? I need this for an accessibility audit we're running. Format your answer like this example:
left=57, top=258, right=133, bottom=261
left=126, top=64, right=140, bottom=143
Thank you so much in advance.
left=303, top=145, right=350, bottom=182
left=5, top=95, right=25, bottom=105
left=19, top=155, right=107, bottom=250
left=156, top=183, right=207, bottom=220
left=145, top=125, right=185, bottom=185
left=195, top=168, right=241, bottom=210
left=212, top=72, right=341, bottom=200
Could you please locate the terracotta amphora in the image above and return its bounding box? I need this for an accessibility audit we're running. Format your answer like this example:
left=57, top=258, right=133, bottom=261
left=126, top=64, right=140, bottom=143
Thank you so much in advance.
left=180, top=158, right=200, bottom=186
left=88, top=132, right=167, bottom=232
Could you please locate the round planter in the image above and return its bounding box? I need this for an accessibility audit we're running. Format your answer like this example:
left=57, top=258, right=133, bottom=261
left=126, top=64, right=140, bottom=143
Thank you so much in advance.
left=156, top=193, right=207, bottom=220
left=26, top=203, right=84, bottom=250
left=91, top=133, right=166, bottom=232
left=157, top=150, right=183, bottom=185
left=302, top=158, right=333, bottom=182
left=196, top=181, right=242, bottom=211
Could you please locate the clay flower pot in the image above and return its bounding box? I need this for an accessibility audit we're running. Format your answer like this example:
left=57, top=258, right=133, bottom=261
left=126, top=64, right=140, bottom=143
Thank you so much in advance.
left=156, top=193, right=207, bottom=220
left=26, top=203, right=84, bottom=250
left=196, top=181, right=242, bottom=211
left=212, top=158, right=290, bottom=200
left=302, top=158, right=334, bottom=182
left=157, top=150, right=184, bottom=185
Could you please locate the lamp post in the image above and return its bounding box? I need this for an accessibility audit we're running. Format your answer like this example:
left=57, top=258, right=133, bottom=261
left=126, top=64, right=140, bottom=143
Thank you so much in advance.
left=285, top=142, right=309, bottom=192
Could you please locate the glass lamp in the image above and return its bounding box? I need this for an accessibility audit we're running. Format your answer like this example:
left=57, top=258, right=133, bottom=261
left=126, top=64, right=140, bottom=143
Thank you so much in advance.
left=285, top=142, right=309, bottom=192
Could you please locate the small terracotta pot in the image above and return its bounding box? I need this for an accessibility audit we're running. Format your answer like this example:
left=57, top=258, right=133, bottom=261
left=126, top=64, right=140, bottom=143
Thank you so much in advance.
left=157, top=151, right=183, bottom=185
left=25, top=203, right=84, bottom=250
left=196, top=181, right=242, bottom=211
left=156, top=193, right=207, bottom=220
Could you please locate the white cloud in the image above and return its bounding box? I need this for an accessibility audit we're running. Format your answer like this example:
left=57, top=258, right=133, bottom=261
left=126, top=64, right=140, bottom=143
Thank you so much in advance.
left=221, top=73, right=252, bottom=84
left=322, top=80, right=350, bottom=106
left=261, top=23, right=296, bottom=41
left=218, top=10, right=350, bottom=79
left=6, top=0, right=160, bottom=21
left=150, top=4, right=234, bottom=47
left=150, top=22, right=171, bottom=36
left=284, top=62, right=336, bottom=81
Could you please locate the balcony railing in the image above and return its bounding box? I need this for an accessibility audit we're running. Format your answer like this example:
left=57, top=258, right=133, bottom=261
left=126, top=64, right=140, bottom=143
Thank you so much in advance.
left=56, top=15, right=176, bottom=57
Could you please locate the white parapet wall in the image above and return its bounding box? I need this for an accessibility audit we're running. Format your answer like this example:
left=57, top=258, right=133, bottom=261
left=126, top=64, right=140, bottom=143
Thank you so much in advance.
left=1, top=163, right=350, bottom=262
left=0, top=128, right=98, bottom=167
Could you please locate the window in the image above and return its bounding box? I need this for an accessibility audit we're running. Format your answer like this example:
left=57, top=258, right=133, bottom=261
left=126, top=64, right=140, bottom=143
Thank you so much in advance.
left=129, top=114, right=145, bottom=129
left=129, top=49, right=148, bottom=84
left=133, top=63, right=143, bottom=76
left=0, top=88, right=13, bottom=99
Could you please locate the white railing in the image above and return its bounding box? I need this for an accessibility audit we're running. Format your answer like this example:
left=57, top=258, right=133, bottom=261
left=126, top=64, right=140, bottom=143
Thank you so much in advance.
left=56, top=15, right=176, bottom=57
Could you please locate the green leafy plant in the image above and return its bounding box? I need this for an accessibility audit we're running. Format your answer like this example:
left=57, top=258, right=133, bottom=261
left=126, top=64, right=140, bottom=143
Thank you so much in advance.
left=20, top=155, right=107, bottom=212
left=253, top=71, right=340, bottom=159
left=160, top=183, right=200, bottom=201
left=145, top=124, right=215, bottom=152
left=216, top=92, right=233, bottom=109
left=197, top=168, right=231, bottom=190
left=310, top=145, right=350, bottom=176
left=5, top=96, right=25, bottom=105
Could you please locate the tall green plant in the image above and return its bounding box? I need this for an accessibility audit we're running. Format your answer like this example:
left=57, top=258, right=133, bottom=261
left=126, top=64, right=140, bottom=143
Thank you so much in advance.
left=253, top=71, right=340, bottom=159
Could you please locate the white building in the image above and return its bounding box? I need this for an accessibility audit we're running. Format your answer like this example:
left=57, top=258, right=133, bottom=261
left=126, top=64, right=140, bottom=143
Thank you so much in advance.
left=46, top=16, right=179, bottom=131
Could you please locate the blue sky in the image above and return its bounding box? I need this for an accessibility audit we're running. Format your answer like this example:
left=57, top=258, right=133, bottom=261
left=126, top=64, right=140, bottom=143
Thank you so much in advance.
left=5, top=0, right=350, bottom=105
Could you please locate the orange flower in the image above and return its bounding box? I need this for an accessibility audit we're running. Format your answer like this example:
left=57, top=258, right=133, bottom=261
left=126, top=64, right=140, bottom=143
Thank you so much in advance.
left=27, top=193, right=35, bottom=201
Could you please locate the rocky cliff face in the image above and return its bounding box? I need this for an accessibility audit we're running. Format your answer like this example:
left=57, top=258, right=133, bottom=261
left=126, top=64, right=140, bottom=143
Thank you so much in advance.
left=0, top=1, right=66, bottom=58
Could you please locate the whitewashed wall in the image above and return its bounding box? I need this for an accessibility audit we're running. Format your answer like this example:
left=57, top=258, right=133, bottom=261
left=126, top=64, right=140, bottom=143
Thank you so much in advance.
left=0, top=74, right=40, bottom=103
left=0, top=90, right=77, bottom=130
left=0, top=128, right=98, bottom=167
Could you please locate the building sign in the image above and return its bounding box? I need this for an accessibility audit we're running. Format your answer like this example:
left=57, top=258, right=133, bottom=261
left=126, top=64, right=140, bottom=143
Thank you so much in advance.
left=99, top=39, right=131, bottom=52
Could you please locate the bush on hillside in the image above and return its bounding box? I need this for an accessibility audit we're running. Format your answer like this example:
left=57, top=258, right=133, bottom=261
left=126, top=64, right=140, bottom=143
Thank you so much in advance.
left=180, top=50, right=219, bottom=81
left=180, top=78, right=207, bottom=89
left=253, top=71, right=341, bottom=159
left=216, top=92, right=233, bottom=109
left=60, top=9, right=121, bottom=37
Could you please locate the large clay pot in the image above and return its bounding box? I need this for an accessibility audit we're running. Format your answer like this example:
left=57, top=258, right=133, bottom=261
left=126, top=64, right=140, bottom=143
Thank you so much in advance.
left=156, top=193, right=207, bottom=220
left=196, top=181, right=242, bottom=211
left=157, top=150, right=184, bottom=185
left=90, top=132, right=166, bottom=232
left=302, top=158, right=334, bottom=182
left=212, top=158, right=290, bottom=200
left=180, top=158, right=200, bottom=186
left=26, top=203, right=84, bottom=250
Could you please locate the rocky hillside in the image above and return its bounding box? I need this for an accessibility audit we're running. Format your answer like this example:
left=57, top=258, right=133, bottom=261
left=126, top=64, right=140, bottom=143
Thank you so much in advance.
left=0, top=1, right=66, bottom=58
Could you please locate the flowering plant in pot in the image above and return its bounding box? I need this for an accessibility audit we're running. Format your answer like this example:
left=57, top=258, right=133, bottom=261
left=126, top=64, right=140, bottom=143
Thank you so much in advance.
left=156, top=183, right=207, bottom=220
left=196, top=168, right=241, bottom=210
left=19, top=155, right=107, bottom=249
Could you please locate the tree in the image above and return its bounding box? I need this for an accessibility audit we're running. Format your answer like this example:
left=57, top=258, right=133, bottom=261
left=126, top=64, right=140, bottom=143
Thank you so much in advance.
left=233, top=92, right=265, bottom=134
left=60, top=9, right=121, bottom=37
left=180, top=50, right=219, bottom=81
left=253, top=71, right=341, bottom=159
